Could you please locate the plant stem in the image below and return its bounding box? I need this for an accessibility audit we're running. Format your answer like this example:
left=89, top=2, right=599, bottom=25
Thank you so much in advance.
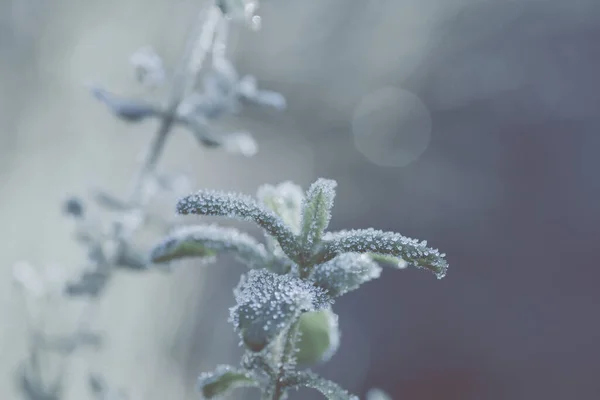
left=269, top=319, right=301, bottom=400
left=128, top=4, right=222, bottom=205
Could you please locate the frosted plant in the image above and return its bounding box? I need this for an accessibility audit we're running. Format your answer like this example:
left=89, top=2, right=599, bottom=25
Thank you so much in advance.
left=12, top=1, right=284, bottom=399
left=151, top=179, right=448, bottom=399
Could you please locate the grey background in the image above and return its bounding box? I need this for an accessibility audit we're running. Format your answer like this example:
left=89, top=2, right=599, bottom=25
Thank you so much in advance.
left=1, top=0, right=599, bottom=399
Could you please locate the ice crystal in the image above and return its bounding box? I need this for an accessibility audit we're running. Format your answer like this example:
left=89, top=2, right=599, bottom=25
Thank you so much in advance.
left=318, top=228, right=448, bottom=279
left=197, top=365, right=258, bottom=399
left=150, top=224, right=268, bottom=268
left=284, top=371, right=359, bottom=400
left=230, top=269, right=330, bottom=352
left=299, top=178, right=337, bottom=256
left=311, top=253, right=382, bottom=297
left=177, top=189, right=299, bottom=260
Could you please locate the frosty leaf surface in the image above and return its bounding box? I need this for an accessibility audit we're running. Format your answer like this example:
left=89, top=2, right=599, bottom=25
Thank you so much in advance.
left=230, top=269, right=330, bottom=352
left=284, top=371, right=359, bottom=400
left=197, top=365, right=258, bottom=399
left=150, top=224, right=268, bottom=268
left=177, top=190, right=299, bottom=259
left=311, top=253, right=381, bottom=297
left=256, top=181, right=304, bottom=233
left=299, top=179, right=337, bottom=256
left=317, top=229, right=448, bottom=279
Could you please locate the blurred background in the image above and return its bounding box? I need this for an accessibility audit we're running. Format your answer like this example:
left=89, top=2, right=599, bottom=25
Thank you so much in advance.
left=2, top=0, right=600, bottom=399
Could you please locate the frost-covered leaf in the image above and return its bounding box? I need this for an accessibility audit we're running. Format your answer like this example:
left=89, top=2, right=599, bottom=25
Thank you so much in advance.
left=369, top=254, right=408, bottom=269
left=366, top=388, right=392, bottom=400
left=90, top=87, right=160, bottom=122
left=150, top=224, right=268, bottom=268
left=311, top=253, right=381, bottom=297
left=129, top=46, right=165, bottom=88
left=316, top=229, right=448, bottom=279
left=296, top=308, right=340, bottom=365
left=177, top=190, right=299, bottom=260
left=230, top=269, right=330, bottom=352
left=257, top=181, right=304, bottom=233
left=197, top=365, right=258, bottom=399
left=299, top=179, right=337, bottom=256
left=284, top=371, right=358, bottom=400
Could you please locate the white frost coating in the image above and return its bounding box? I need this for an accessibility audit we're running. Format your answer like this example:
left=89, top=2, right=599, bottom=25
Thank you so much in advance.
left=150, top=224, right=268, bottom=267
left=176, top=189, right=299, bottom=259
left=321, top=228, right=448, bottom=279
left=299, top=178, right=337, bottom=253
left=311, top=253, right=382, bottom=297
left=197, top=364, right=256, bottom=399
left=229, top=269, right=331, bottom=352
left=257, top=181, right=305, bottom=233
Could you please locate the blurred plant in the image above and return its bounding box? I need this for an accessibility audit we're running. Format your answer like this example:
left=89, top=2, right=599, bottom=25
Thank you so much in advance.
left=12, top=1, right=284, bottom=399
left=150, top=178, right=448, bottom=399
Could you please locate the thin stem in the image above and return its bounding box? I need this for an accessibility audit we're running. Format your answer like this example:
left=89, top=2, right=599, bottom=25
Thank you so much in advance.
left=269, top=319, right=301, bottom=400
left=128, top=4, right=222, bottom=205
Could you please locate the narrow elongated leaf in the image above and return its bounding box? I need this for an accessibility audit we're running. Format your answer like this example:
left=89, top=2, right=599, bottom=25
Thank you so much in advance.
left=299, top=179, right=337, bottom=255
left=311, top=253, right=381, bottom=297
left=197, top=365, right=258, bottom=399
left=90, top=86, right=160, bottom=122
left=177, top=190, right=299, bottom=260
left=315, top=229, right=448, bottom=279
left=230, top=269, right=330, bottom=352
left=150, top=224, right=268, bottom=268
left=284, top=371, right=358, bottom=400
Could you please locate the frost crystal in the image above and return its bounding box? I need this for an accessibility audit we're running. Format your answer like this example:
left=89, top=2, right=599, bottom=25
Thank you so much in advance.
left=257, top=181, right=304, bottom=233
left=319, top=228, right=448, bottom=279
left=150, top=224, right=268, bottom=268
left=177, top=189, right=299, bottom=260
left=299, top=178, right=337, bottom=255
left=230, top=269, right=331, bottom=352
left=284, top=371, right=359, bottom=400
left=311, top=253, right=382, bottom=297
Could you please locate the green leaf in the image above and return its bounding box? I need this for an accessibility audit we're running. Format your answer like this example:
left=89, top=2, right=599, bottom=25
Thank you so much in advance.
left=369, top=253, right=407, bottom=269
left=257, top=181, right=305, bottom=233
left=299, top=179, right=337, bottom=256
left=315, top=229, right=448, bottom=279
left=284, top=371, right=358, bottom=400
left=177, top=189, right=299, bottom=260
left=230, top=269, right=330, bottom=352
left=197, top=365, right=258, bottom=399
left=296, top=309, right=340, bottom=365
left=150, top=224, right=268, bottom=268
left=311, top=253, right=381, bottom=297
